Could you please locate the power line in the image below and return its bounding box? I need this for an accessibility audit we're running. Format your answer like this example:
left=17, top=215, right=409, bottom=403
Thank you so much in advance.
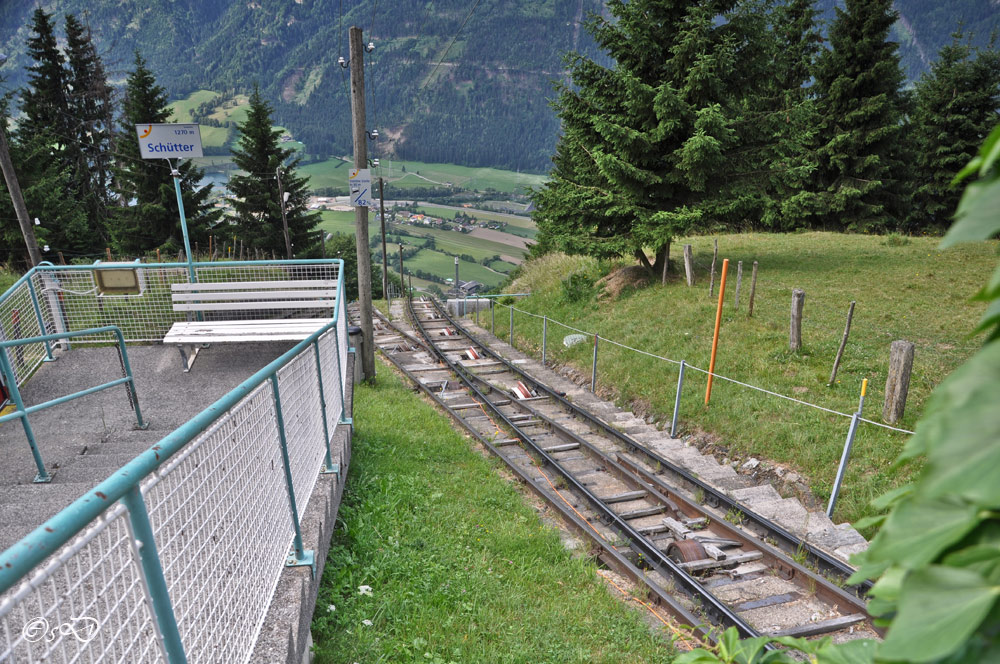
left=422, top=0, right=482, bottom=90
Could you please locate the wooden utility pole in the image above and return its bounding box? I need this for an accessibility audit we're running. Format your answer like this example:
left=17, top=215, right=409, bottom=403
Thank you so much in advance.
left=276, top=167, right=293, bottom=260
left=350, top=25, right=376, bottom=380
left=0, top=128, right=42, bottom=266
left=379, top=177, right=388, bottom=299
left=398, top=243, right=404, bottom=294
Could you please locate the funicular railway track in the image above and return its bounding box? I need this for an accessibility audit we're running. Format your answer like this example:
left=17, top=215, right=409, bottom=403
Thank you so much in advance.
left=369, top=296, right=878, bottom=646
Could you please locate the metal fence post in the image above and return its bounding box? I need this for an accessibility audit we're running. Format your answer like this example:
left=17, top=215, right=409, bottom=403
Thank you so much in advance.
left=509, top=306, right=514, bottom=347
left=827, top=379, right=868, bottom=518
left=591, top=334, right=599, bottom=393
left=542, top=316, right=548, bottom=367
left=0, top=348, right=50, bottom=482
left=269, top=374, right=315, bottom=572
left=671, top=360, right=686, bottom=438
left=122, top=485, right=188, bottom=664
left=25, top=276, right=54, bottom=361
left=112, top=328, right=147, bottom=430
left=491, top=300, right=495, bottom=335
left=312, top=340, right=336, bottom=474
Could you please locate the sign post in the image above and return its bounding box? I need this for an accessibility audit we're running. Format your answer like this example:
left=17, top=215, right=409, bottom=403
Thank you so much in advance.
left=135, top=123, right=203, bottom=283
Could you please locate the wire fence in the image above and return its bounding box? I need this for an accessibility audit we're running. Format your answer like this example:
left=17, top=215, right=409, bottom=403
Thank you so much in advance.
left=0, top=259, right=349, bottom=664
left=483, top=300, right=915, bottom=437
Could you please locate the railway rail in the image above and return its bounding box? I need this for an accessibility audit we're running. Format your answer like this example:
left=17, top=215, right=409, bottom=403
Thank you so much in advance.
left=367, top=296, right=877, bottom=645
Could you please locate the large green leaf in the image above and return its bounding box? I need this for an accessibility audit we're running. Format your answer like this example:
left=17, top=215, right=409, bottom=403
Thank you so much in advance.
left=862, top=496, right=982, bottom=571
left=879, top=566, right=1000, bottom=662
left=941, top=179, right=1000, bottom=247
left=814, top=638, right=878, bottom=664
left=916, top=343, right=1000, bottom=504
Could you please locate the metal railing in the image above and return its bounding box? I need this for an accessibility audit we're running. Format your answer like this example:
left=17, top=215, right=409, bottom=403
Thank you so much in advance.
left=0, top=258, right=349, bottom=664
left=0, top=326, right=146, bottom=483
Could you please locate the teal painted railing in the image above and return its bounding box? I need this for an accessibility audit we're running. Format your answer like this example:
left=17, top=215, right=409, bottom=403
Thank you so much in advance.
left=0, top=325, right=146, bottom=483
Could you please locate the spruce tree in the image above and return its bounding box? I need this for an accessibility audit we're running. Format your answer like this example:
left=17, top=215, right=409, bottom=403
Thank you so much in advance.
left=768, top=0, right=823, bottom=229
left=810, top=0, right=910, bottom=231
left=909, top=33, right=1000, bottom=232
left=111, top=52, right=218, bottom=255
left=228, top=85, right=319, bottom=257
left=64, top=14, right=115, bottom=242
left=19, top=9, right=70, bottom=143
left=535, top=0, right=740, bottom=276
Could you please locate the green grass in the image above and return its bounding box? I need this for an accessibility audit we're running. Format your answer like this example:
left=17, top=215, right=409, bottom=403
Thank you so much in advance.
left=494, top=233, right=996, bottom=525
left=168, top=89, right=217, bottom=122
left=311, top=369, right=678, bottom=663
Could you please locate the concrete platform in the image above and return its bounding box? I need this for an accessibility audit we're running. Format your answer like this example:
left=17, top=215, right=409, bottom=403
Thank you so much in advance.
left=0, top=341, right=296, bottom=551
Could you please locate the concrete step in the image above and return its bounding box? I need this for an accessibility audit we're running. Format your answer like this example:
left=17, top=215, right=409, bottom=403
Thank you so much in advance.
left=729, top=484, right=783, bottom=504
left=0, top=482, right=96, bottom=551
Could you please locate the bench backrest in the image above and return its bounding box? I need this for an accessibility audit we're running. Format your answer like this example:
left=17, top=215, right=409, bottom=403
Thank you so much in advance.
left=171, top=280, right=338, bottom=312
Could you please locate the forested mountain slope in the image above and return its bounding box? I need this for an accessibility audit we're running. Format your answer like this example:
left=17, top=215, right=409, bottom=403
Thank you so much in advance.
left=0, top=0, right=604, bottom=172
left=0, top=1, right=996, bottom=172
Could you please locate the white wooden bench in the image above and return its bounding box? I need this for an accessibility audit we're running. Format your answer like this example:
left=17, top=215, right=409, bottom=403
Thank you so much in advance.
left=163, top=280, right=336, bottom=371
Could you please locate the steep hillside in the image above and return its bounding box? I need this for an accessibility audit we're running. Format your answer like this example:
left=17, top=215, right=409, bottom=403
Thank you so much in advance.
left=0, top=0, right=604, bottom=172
left=0, top=1, right=996, bottom=171
left=817, top=0, right=1000, bottom=81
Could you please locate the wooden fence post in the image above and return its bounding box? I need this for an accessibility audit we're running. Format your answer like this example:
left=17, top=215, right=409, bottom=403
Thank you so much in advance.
left=733, top=261, right=743, bottom=310
left=828, top=301, right=856, bottom=385
left=790, top=289, right=805, bottom=351
left=683, top=245, right=694, bottom=286
left=883, top=340, right=914, bottom=424
left=748, top=261, right=759, bottom=317
left=708, top=238, right=718, bottom=297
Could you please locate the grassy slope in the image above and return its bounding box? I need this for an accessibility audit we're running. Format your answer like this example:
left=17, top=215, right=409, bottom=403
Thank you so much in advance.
left=312, top=369, right=676, bottom=663
left=497, top=233, right=995, bottom=524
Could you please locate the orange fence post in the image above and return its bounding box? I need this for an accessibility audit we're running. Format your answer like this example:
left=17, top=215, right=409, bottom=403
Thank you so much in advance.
left=705, top=258, right=729, bottom=405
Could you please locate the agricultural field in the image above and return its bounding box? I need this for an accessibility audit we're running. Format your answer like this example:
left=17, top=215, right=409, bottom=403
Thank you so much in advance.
left=404, top=249, right=506, bottom=288
left=497, top=233, right=996, bottom=525
left=317, top=211, right=514, bottom=289
left=415, top=204, right=535, bottom=229
left=168, top=90, right=303, bottom=151
left=302, top=158, right=546, bottom=194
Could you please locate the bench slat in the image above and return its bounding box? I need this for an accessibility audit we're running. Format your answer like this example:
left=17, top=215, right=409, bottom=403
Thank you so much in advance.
left=173, top=300, right=336, bottom=312
left=164, top=319, right=332, bottom=344
left=172, top=290, right=339, bottom=302
left=171, top=280, right=337, bottom=291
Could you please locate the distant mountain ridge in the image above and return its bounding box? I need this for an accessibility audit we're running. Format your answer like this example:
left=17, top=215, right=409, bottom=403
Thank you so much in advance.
left=0, top=1, right=996, bottom=173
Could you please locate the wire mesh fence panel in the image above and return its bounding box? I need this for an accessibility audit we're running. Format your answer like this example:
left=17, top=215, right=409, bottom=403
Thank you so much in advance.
left=276, top=350, right=327, bottom=518
left=143, top=383, right=293, bottom=664
left=0, top=279, right=49, bottom=386
left=318, top=327, right=345, bottom=436
left=42, top=267, right=187, bottom=343
left=0, top=505, right=163, bottom=664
